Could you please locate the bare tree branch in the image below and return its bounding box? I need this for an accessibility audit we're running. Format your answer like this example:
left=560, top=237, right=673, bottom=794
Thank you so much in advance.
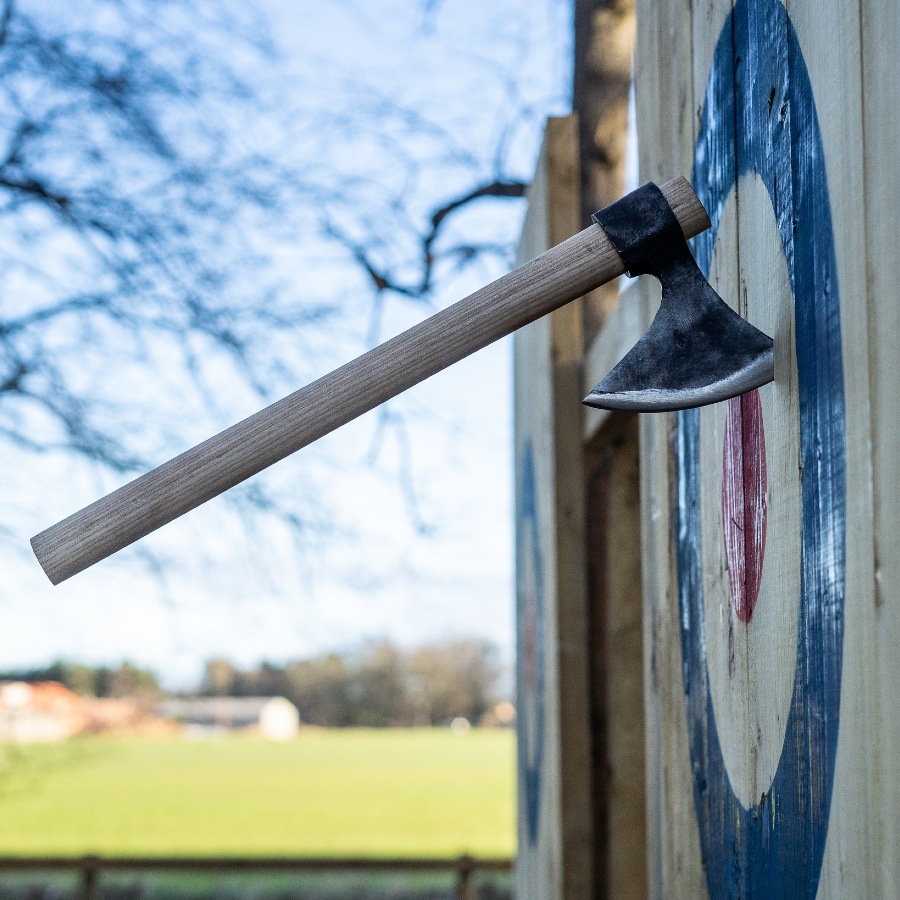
left=0, top=0, right=552, bottom=584
left=321, top=178, right=526, bottom=304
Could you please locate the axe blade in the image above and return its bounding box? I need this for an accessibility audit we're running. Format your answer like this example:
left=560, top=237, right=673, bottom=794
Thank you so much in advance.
left=583, top=182, right=775, bottom=412
left=583, top=278, right=775, bottom=412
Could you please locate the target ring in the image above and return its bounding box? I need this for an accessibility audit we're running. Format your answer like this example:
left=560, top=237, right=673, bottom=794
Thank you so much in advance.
left=518, top=440, right=546, bottom=847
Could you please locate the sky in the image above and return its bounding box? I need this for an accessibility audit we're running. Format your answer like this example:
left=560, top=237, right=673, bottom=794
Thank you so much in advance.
left=0, top=0, right=573, bottom=686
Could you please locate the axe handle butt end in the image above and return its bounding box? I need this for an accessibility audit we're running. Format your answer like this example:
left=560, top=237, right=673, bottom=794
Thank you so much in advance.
left=660, top=176, right=711, bottom=239
left=31, top=177, right=710, bottom=584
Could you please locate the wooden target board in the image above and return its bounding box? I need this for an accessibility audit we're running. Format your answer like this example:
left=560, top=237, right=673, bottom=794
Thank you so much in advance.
left=514, top=112, right=650, bottom=898
left=636, top=0, right=899, bottom=895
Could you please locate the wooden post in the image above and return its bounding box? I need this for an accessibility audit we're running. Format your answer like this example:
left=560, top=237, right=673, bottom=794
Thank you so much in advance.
left=455, top=855, right=475, bottom=900
left=81, top=856, right=100, bottom=900
left=583, top=409, right=646, bottom=900
left=573, top=7, right=651, bottom=894
left=573, top=0, right=636, bottom=341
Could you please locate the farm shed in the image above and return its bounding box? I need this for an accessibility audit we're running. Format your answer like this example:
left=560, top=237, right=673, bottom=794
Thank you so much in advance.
left=515, top=0, right=900, bottom=898
left=157, top=697, right=300, bottom=741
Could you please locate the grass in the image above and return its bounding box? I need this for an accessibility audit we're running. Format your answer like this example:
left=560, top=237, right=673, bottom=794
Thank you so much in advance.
left=0, top=871, right=515, bottom=900
left=0, top=729, right=515, bottom=858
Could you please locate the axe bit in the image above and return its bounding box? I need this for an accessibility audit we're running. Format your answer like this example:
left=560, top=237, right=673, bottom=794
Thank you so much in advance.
left=31, top=177, right=773, bottom=585
left=583, top=182, right=774, bottom=411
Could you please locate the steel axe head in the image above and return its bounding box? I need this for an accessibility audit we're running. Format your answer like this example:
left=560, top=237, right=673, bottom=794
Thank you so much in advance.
left=583, top=182, right=774, bottom=412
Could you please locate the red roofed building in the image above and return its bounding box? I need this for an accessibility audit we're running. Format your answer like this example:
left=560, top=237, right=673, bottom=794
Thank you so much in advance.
left=0, top=681, right=87, bottom=742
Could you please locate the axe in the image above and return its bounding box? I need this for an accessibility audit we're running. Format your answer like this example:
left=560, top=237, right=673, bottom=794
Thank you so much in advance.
left=31, top=178, right=773, bottom=584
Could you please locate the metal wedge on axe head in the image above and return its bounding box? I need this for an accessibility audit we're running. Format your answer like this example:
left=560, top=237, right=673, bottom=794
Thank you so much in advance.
left=583, top=181, right=774, bottom=411
left=30, top=177, right=774, bottom=585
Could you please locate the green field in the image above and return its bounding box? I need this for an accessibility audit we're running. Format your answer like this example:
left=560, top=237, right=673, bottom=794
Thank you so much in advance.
left=0, top=729, right=515, bottom=857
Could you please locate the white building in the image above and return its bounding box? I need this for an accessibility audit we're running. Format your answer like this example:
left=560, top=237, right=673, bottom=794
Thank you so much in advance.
left=157, top=696, right=300, bottom=740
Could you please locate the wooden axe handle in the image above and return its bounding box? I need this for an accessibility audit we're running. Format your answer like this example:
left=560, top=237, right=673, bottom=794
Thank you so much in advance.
left=31, top=177, right=709, bottom=584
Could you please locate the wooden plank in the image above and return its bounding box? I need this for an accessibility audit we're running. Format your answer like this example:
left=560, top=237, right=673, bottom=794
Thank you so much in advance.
left=775, top=3, right=874, bottom=897
left=631, top=7, right=665, bottom=898
left=585, top=413, right=647, bottom=900
left=861, top=0, right=900, bottom=894
left=513, top=114, right=592, bottom=900
left=858, top=0, right=900, bottom=897
left=634, top=0, right=702, bottom=895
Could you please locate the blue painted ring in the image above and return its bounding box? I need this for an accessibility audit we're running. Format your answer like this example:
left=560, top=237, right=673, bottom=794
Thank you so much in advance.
left=518, top=440, right=546, bottom=847
left=676, top=1, right=846, bottom=896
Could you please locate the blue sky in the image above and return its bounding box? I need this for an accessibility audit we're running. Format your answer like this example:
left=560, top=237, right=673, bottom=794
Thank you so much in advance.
left=1, top=0, right=572, bottom=685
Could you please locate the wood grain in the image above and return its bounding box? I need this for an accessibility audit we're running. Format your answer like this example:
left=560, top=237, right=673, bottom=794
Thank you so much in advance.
left=635, top=0, right=705, bottom=895
left=790, top=0, right=877, bottom=894
left=861, top=0, right=900, bottom=894
left=31, top=178, right=708, bottom=584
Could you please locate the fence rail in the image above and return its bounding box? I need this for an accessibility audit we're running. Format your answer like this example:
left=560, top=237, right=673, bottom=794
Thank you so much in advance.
left=0, top=855, right=514, bottom=900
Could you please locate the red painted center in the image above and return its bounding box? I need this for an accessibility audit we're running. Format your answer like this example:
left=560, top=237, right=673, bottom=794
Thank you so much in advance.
left=721, top=389, right=768, bottom=623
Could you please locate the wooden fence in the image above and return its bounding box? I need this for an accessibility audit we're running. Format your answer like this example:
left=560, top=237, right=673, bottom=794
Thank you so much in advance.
left=0, top=855, right=513, bottom=900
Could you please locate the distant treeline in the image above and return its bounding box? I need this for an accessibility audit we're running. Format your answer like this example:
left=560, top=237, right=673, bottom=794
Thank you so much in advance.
left=200, top=639, right=504, bottom=727
left=0, top=639, right=507, bottom=727
left=0, top=660, right=163, bottom=702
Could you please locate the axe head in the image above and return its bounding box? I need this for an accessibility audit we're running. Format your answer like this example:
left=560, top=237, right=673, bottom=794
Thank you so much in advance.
left=583, top=183, right=774, bottom=412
